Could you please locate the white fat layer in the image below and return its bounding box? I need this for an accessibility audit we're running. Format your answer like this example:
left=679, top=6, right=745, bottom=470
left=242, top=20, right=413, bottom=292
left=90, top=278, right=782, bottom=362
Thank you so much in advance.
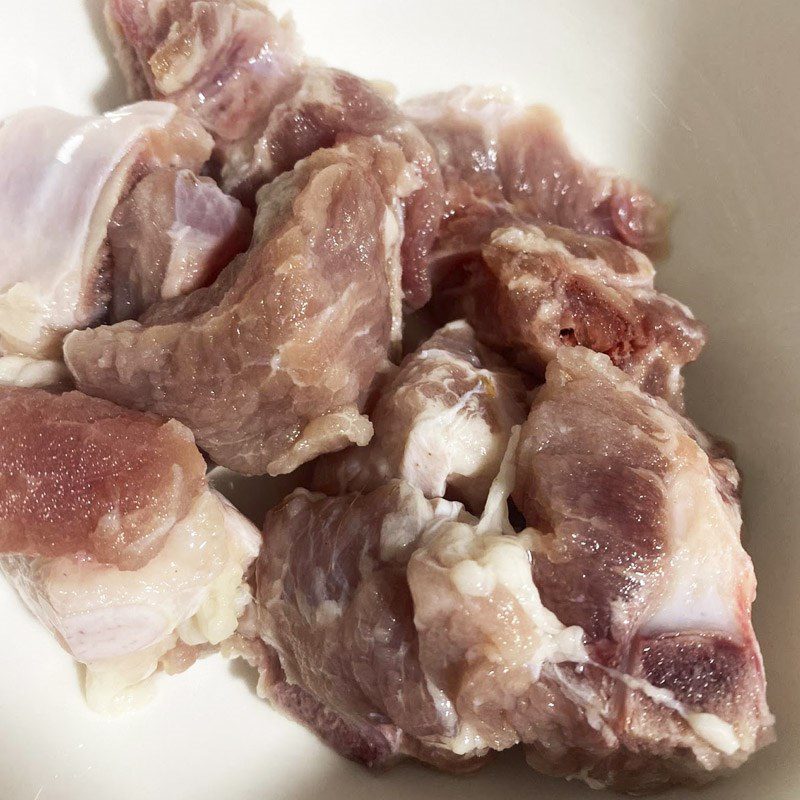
left=401, top=381, right=490, bottom=495
left=603, top=667, right=741, bottom=755
left=379, top=485, right=467, bottom=563
left=441, top=721, right=491, bottom=757
left=442, top=524, right=588, bottom=677
left=0, top=488, right=259, bottom=713
left=0, top=102, right=190, bottom=357
left=0, top=354, right=69, bottom=388
left=84, top=636, right=176, bottom=715
left=152, top=27, right=206, bottom=95
left=685, top=713, right=741, bottom=756
left=421, top=670, right=489, bottom=758
left=475, top=425, right=519, bottom=536
left=398, top=347, right=512, bottom=511
left=418, top=430, right=587, bottom=683
left=381, top=203, right=404, bottom=353
left=640, top=422, right=745, bottom=637
left=490, top=225, right=655, bottom=289
left=266, top=407, right=373, bottom=476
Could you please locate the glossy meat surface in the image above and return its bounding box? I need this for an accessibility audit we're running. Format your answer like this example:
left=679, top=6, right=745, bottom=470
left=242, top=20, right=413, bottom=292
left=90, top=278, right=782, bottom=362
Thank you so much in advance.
left=0, top=388, right=205, bottom=569
left=0, top=356, right=71, bottom=390
left=406, top=85, right=668, bottom=257
left=512, top=347, right=774, bottom=789
left=0, top=387, right=260, bottom=711
left=65, top=136, right=413, bottom=475
left=255, top=481, right=484, bottom=769
left=245, top=357, right=773, bottom=790
left=104, top=0, right=444, bottom=307
left=105, top=0, right=303, bottom=145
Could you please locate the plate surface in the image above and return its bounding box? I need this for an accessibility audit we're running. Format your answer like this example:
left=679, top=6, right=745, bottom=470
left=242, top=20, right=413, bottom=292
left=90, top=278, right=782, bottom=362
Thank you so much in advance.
left=1, top=2, right=799, bottom=798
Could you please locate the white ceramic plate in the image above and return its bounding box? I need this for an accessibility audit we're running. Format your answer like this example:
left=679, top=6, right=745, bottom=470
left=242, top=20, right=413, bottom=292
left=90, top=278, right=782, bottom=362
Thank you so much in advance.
left=1, top=2, right=798, bottom=798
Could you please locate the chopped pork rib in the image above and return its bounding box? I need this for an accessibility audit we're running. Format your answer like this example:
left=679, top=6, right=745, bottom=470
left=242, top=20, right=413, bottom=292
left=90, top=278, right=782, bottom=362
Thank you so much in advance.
left=405, top=85, right=668, bottom=257
left=0, top=102, right=212, bottom=359
left=312, top=320, right=528, bottom=513
left=432, top=224, right=705, bottom=408
left=511, top=347, right=774, bottom=790
left=104, top=0, right=445, bottom=307
left=110, top=168, right=252, bottom=321
left=65, top=135, right=415, bottom=475
left=249, top=392, right=772, bottom=791
left=253, top=481, right=487, bottom=771
left=0, top=388, right=260, bottom=712
left=242, top=66, right=444, bottom=308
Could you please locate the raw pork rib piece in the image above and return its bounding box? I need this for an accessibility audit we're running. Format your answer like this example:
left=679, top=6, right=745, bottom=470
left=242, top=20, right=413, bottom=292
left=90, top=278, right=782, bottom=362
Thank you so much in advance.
left=251, top=481, right=487, bottom=771
left=104, top=0, right=444, bottom=307
left=405, top=85, right=668, bottom=257
left=0, top=102, right=211, bottom=359
left=313, top=320, right=528, bottom=513
left=246, top=352, right=772, bottom=790
left=245, top=66, right=444, bottom=308
left=0, top=388, right=260, bottom=712
left=65, top=136, right=416, bottom=475
left=110, top=168, right=253, bottom=321
left=433, top=224, right=705, bottom=407
left=510, top=347, right=774, bottom=790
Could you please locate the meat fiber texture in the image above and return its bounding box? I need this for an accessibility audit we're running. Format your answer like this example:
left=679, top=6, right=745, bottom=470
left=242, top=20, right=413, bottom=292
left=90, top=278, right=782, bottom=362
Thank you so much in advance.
left=65, top=135, right=417, bottom=475
left=104, top=0, right=444, bottom=307
left=511, top=347, right=774, bottom=790
left=433, top=223, right=705, bottom=408
left=405, top=85, right=668, bottom=259
left=110, top=167, right=253, bottom=321
left=312, top=320, right=528, bottom=514
left=243, top=348, right=772, bottom=792
left=0, top=102, right=212, bottom=362
left=252, top=481, right=488, bottom=772
left=0, top=388, right=260, bottom=712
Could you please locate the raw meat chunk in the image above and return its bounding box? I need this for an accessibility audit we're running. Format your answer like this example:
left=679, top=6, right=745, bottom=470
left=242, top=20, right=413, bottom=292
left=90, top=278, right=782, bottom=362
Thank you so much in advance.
left=65, top=136, right=415, bottom=475
left=253, top=480, right=486, bottom=770
left=246, top=357, right=772, bottom=790
left=313, top=320, right=528, bottom=512
left=0, top=388, right=260, bottom=711
left=0, top=102, right=212, bottom=358
left=241, top=66, right=444, bottom=308
left=405, top=85, right=668, bottom=257
left=511, top=347, right=774, bottom=790
left=0, top=388, right=205, bottom=568
left=433, top=224, right=705, bottom=407
left=104, top=0, right=444, bottom=307
left=110, top=168, right=252, bottom=321
left=407, top=89, right=697, bottom=405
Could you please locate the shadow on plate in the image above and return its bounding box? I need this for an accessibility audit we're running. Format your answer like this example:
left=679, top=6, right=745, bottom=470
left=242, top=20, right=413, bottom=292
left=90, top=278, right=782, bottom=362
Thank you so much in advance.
left=83, top=0, right=127, bottom=110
